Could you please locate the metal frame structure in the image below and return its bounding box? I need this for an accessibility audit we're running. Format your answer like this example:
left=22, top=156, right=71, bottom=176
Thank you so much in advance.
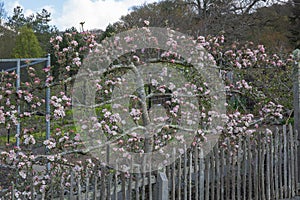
left=0, top=55, right=51, bottom=149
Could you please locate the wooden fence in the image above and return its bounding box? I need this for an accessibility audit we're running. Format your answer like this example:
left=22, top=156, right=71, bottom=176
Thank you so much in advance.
left=3, top=124, right=299, bottom=200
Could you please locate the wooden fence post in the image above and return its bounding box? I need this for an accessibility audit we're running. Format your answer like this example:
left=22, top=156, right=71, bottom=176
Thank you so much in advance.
left=293, top=49, right=300, bottom=192
left=157, top=172, right=169, bottom=200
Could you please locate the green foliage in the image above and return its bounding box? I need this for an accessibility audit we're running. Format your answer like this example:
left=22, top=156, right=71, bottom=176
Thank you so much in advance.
left=32, top=9, right=59, bottom=54
left=99, top=24, right=116, bottom=41
left=31, top=9, right=52, bottom=33
left=0, top=26, right=16, bottom=58
left=12, top=26, right=44, bottom=58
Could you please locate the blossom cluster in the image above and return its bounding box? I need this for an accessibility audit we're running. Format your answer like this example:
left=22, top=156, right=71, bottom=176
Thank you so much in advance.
left=0, top=25, right=295, bottom=198
left=50, top=30, right=99, bottom=80
left=50, top=92, right=71, bottom=119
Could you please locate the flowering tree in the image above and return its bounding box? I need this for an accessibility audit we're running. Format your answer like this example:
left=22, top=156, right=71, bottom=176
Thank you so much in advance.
left=0, top=23, right=295, bottom=199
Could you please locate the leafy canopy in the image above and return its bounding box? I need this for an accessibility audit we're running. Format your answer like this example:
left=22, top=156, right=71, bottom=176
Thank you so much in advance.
left=12, top=26, right=44, bottom=58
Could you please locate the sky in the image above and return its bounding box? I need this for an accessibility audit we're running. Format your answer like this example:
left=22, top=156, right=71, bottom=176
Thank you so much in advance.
left=4, top=0, right=158, bottom=31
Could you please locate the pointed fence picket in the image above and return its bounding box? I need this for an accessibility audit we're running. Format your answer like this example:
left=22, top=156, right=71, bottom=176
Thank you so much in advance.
left=4, top=124, right=299, bottom=200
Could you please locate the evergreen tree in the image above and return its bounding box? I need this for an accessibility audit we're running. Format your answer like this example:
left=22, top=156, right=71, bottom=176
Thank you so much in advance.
left=6, top=6, right=27, bottom=30
left=12, top=26, right=44, bottom=58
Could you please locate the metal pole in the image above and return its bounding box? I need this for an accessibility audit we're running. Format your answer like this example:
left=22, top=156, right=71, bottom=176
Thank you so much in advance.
left=297, top=50, right=300, bottom=192
left=16, top=59, right=20, bottom=147
left=293, top=49, right=300, bottom=191
left=45, top=54, right=51, bottom=171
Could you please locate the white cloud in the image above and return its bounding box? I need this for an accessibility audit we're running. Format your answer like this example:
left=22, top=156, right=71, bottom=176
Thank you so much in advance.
left=54, top=0, right=157, bottom=31
left=24, top=8, right=34, bottom=17
left=4, top=0, right=21, bottom=16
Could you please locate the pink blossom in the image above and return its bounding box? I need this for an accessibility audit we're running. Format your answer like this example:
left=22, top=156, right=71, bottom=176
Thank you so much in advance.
left=43, top=66, right=51, bottom=72
left=56, top=35, right=63, bottom=42
left=144, top=20, right=150, bottom=26
left=124, top=36, right=134, bottom=43
left=258, top=45, right=265, bottom=53
left=71, top=40, right=78, bottom=46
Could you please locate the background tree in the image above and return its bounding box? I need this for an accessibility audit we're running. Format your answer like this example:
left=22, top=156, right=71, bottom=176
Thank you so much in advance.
left=121, top=0, right=195, bottom=35
left=117, top=0, right=293, bottom=53
left=32, top=9, right=59, bottom=54
left=6, top=6, right=27, bottom=31
left=31, top=9, right=52, bottom=33
left=6, top=6, right=56, bottom=32
left=0, top=26, right=16, bottom=58
left=99, top=23, right=117, bottom=41
left=12, top=26, right=43, bottom=58
left=288, top=0, right=300, bottom=49
left=245, top=4, right=292, bottom=52
left=5, top=6, right=57, bottom=55
left=185, top=0, right=276, bottom=16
